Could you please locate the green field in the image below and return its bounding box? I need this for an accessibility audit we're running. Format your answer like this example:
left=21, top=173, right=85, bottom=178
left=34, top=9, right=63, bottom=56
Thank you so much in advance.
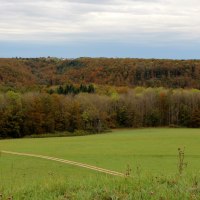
left=1, top=128, right=200, bottom=199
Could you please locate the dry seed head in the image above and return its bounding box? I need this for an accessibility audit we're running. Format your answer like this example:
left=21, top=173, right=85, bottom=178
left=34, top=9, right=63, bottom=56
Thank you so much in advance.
left=150, top=191, right=154, bottom=195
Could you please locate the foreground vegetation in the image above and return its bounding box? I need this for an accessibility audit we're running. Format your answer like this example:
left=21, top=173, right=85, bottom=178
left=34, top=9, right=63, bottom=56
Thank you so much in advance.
left=1, top=174, right=200, bottom=200
left=0, top=129, right=200, bottom=199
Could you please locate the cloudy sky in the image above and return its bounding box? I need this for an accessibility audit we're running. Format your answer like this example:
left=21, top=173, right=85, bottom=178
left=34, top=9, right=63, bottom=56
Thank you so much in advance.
left=0, top=0, right=200, bottom=58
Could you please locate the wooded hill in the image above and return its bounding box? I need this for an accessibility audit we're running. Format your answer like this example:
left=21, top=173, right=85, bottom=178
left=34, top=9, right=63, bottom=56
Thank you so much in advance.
left=0, top=58, right=200, bottom=89
left=1, top=57, right=200, bottom=138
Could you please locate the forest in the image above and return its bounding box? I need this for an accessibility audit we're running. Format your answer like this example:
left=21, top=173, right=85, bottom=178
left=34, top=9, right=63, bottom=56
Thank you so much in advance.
left=0, top=57, right=200, bottom=138
left=0, top=87, right=200, bottom=138
left=0, top=57, right=200, bottom=90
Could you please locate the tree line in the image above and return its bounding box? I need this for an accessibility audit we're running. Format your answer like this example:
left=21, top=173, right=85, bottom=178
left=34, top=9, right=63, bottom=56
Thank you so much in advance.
left=48, top=84, right=95, bottom=95
left=0, top=88, right=200, bottom=138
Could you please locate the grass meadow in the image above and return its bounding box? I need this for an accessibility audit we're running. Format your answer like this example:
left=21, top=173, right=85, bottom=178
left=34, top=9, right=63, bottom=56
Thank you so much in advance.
left=0, top=128, right=200, bottom=199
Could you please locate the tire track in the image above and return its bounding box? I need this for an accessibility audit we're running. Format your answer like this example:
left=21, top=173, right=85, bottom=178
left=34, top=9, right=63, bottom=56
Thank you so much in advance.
left=1, top=150, right=125, bottom=177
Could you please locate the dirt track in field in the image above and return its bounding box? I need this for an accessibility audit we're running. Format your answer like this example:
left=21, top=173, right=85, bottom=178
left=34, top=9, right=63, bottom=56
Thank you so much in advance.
left=1, top=150, right=125, bottom=177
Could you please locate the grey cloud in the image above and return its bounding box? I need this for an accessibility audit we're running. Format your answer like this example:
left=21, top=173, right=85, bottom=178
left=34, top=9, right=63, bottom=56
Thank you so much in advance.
left=0, top=0, right=199, bottom=43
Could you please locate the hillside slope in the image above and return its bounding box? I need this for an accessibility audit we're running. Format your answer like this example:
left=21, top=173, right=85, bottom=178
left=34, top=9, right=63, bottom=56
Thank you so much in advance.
left=0, top=58, right=200, bottom=89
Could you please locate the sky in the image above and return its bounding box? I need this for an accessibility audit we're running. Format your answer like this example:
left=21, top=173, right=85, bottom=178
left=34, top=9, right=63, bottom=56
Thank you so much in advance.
left=0, top=0, right=200, bottom=59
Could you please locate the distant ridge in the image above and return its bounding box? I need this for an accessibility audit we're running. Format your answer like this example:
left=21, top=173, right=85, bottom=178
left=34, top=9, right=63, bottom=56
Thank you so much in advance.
left=0, top=57, right=200, bottom=89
